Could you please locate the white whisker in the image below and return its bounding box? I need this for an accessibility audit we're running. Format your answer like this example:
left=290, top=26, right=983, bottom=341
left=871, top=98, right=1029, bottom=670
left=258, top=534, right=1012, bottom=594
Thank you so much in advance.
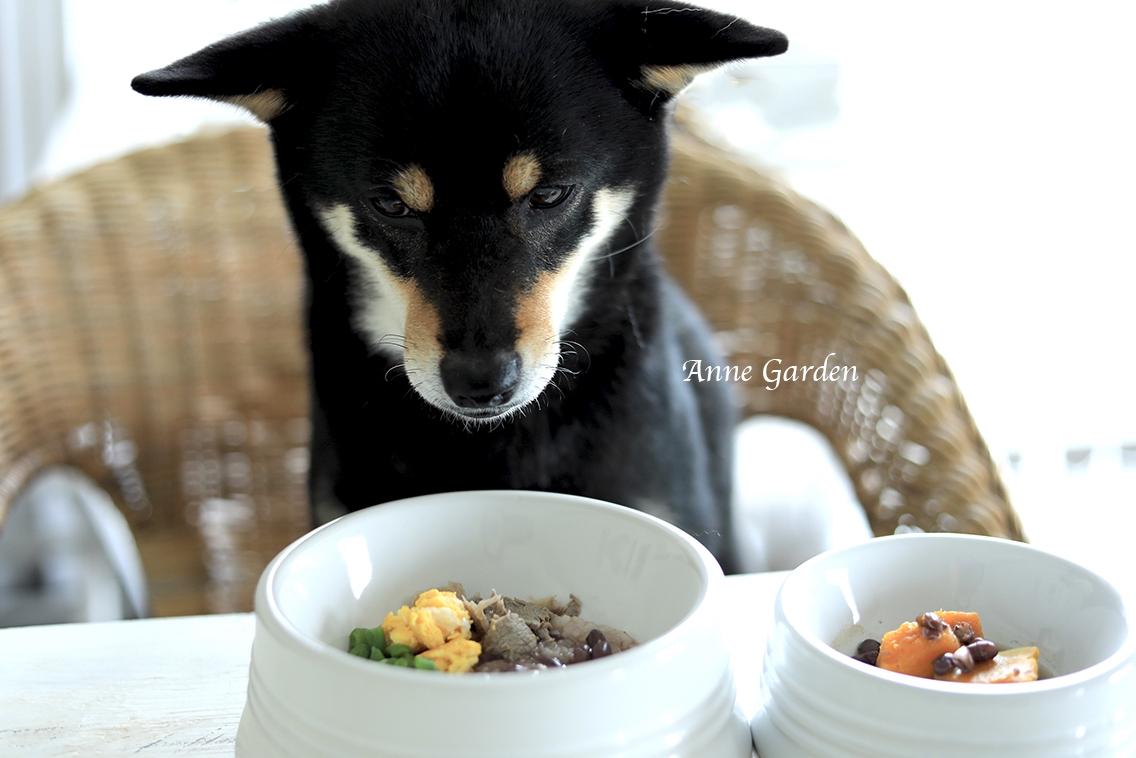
left=596, top=222, right=662, bottom=261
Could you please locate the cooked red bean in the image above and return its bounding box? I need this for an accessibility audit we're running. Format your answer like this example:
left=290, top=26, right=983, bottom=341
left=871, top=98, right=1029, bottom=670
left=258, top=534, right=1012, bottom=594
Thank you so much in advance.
left=952, top=644, right=975, bottom=672
left=932, top=653, right=956, bottom=676
left=916, top=612, right=946, bottom=639
left=857, top=639, right=881, bottom=655
left=854, top=638, right=880, bottom=665
left=953, top=622, right=976, bottom=645
left=585, top=629, right=612, bottom=659
left=570, top=645, right=590, bottom=664
left=968, top=638, right=999, bottom=663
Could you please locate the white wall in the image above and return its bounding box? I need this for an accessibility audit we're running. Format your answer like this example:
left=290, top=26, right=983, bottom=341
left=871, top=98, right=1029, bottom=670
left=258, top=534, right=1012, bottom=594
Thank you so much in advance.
left=36, top=0, right=321, bottom=183
left=693, top=1, right=1136, bottom=589
left=0, top=0, right=66, bottom=202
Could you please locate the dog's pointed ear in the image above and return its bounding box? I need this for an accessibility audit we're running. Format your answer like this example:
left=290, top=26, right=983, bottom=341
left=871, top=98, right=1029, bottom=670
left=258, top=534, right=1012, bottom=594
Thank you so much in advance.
left=131, top=14, right=315, bottom=122
left=603, top=1, right=787, bottom=105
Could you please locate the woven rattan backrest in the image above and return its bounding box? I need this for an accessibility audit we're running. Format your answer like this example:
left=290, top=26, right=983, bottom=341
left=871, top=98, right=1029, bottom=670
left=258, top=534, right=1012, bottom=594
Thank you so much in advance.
left=0, top=127, right=1023, bottom=615
left=0, top=129, right=310, bottom=614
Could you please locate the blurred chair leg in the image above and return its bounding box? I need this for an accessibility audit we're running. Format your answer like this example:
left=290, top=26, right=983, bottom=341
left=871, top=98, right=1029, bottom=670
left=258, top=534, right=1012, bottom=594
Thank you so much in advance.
left=0, top=467, right=148, bottom=626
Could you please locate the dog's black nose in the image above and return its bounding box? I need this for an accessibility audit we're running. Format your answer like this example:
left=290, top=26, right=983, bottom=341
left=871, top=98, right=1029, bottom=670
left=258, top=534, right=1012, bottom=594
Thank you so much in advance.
left=440, top=350, right=522, bottom=409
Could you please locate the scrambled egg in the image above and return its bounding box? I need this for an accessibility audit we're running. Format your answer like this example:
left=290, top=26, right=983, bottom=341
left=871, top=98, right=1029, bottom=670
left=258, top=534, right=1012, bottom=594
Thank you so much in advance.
left=381, top=589, right=473, bottom=654
left=418, top=638, right=482, bottom=673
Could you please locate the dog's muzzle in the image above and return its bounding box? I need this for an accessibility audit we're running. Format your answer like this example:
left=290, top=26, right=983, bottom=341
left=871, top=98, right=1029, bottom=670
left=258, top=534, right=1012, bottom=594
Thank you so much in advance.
left=439, top=350, right=522, bottom=409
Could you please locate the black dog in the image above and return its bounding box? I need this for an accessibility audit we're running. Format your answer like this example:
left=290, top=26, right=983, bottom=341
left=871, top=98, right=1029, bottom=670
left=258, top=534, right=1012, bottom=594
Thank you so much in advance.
left=134, top=0, right=786, bottom=572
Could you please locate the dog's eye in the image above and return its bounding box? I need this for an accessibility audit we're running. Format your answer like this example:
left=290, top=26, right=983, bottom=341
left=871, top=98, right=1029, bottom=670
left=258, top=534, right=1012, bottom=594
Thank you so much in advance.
left=368, top=192, right=413, bottom=218
left=529, top=185, right=572, bottom=209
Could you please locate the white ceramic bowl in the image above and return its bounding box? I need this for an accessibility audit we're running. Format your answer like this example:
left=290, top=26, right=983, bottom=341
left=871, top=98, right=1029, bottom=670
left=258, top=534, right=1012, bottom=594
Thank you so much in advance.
left=235, top=490, right=751, bottom=758
left=752, top=534, right=1136, bottom=758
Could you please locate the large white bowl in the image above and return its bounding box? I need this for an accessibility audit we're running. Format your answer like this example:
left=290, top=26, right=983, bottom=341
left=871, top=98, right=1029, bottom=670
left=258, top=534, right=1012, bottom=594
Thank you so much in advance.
left=235, top=490, right=752, bottom=758
left=752, top=534, right=1136, bottom=757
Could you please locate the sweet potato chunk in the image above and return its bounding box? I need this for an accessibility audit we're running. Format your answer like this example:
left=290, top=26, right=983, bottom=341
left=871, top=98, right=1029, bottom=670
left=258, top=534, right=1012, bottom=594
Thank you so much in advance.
left=876, top=620, right=960, bottom=678
left=859, top=610, right=1041, bottom=683
left=935, top=646, right=1039, bottom=684
left=937, top=611, right=983, bottom=640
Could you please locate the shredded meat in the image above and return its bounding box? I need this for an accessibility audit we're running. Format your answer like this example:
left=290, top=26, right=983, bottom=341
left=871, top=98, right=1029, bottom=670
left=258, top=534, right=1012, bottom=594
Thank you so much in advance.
left=450, top=587, right=635, bottom=671
left=503, top=598, right=552, bottom=629
left=481, top=613, right=538, bottom=662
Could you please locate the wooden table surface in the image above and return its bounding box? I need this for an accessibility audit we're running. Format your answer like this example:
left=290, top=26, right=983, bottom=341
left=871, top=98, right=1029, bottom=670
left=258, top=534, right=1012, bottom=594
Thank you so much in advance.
left=0, top=572, right=787, bottom=757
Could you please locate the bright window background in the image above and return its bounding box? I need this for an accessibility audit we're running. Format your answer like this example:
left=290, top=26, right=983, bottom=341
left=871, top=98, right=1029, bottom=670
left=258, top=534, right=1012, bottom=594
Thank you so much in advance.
left=17, top=1, right=1136, bottom=591
left=692, top=0, right=1136, bottom=593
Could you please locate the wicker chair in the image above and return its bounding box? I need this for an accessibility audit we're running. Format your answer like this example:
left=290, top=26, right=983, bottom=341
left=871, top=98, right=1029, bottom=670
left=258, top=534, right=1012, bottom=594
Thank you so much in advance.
left=0, top=127, right=1024, bottom=617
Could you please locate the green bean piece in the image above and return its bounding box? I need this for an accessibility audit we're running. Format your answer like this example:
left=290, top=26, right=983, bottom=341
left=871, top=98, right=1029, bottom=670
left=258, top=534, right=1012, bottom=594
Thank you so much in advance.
left=349, top=643, right=371, bottom=658
left=365, top=626, right=388, bottom=654
left=413, top=656, right=437, bottom=671
left=385, top=643, right=413, bottom=659
left=349, top=628, right=369, bottom=649
left=390, top=656, right=410, bottom=667
left=369, top=645, right=387, bottom=661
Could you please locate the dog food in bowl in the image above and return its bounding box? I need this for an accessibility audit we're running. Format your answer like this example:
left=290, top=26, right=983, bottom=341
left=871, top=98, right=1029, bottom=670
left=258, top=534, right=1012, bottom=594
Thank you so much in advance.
left=347, top=584, right=637, bottom=673
left=754, top=534, right=1136, bottom=758
left=849, top=609, right=1039, bottom=683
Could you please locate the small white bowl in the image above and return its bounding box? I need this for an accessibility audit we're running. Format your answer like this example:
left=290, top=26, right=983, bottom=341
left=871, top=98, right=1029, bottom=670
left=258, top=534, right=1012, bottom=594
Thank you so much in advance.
left=752, top=534, right=1136, bottom=758
left=235, top=490, right=752, bottom=758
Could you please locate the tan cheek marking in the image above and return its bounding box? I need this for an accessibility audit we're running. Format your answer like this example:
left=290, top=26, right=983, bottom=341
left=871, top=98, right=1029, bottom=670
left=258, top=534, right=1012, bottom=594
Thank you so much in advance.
left=403, top=281, right=442, bottom=366
left=638, top=64, right=718, bottom=96
left=392, top=165, right=435, bottom=213
left=514, top=271, right=562, bottom=365
left=220, top=89, right=291, bottom=121
left=502, top=153, right=543, bottom=199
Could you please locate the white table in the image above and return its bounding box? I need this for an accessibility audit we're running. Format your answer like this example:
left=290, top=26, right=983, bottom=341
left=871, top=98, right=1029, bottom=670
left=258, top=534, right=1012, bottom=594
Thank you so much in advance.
left=0, top=572, right=787, bottom=757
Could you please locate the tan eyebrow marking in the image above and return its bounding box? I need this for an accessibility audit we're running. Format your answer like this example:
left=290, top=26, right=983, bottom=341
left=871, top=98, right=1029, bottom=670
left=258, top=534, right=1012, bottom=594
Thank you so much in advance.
left=502, top=153, right=543, bottom=199
left=391, top=164, right=435, bottom=212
